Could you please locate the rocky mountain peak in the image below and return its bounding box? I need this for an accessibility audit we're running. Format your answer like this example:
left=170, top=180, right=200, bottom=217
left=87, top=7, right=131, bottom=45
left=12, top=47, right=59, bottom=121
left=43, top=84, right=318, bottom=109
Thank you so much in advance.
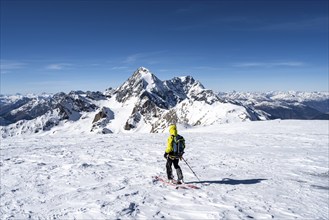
left=164, top=75, right=205, bottom=100
left=134, top=67, right=163, bottom=90
left=114, top=67, right=166, bottom=103
left=113, top=67, right=217, bottom=108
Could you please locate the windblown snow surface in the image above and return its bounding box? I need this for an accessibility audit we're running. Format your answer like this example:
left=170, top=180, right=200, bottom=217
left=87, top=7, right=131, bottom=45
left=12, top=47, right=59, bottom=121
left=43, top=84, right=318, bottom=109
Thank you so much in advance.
left=1, top=120, right=328, bottom=219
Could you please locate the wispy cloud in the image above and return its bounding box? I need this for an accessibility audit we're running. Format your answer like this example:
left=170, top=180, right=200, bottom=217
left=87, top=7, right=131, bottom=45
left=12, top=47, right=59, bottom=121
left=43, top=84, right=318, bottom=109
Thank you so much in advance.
left=123, top=54, right=140, bottom=64
left=111, top=66, right=129, bottom=70
left=46, top=63, right=73, bottom=70
left=234, top=62, right=305, bottom=68
left=122, top=51, right=168, bottom=65
left=0, top=60, right=26, bottom=74
left=255, top=17, right=328, bottom=31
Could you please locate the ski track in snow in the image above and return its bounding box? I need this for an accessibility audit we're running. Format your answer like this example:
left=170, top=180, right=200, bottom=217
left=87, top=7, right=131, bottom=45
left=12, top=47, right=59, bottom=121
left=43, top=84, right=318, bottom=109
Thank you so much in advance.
left=0, top=120, right=328, bottom=219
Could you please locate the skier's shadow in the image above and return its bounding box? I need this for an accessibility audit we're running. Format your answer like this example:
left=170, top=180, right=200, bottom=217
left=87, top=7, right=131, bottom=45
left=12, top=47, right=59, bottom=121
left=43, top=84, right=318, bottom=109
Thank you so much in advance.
left=186, top=178, right=267, bottom=185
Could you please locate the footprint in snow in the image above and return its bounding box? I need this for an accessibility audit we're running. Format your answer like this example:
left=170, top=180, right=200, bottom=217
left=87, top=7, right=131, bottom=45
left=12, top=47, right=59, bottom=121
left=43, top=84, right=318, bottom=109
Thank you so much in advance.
left=121, top=202, right=139, bottom=216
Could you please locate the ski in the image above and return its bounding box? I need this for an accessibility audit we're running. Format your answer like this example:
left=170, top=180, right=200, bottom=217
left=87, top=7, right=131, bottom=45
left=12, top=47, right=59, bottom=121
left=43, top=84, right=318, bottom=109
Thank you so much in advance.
left=153, top=176, right=200, bottom=189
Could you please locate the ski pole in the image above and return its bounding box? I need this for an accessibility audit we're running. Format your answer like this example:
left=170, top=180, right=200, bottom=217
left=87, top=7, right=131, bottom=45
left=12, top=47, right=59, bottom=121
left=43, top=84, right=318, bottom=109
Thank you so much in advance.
left=182, top=157, right=202, bottom=183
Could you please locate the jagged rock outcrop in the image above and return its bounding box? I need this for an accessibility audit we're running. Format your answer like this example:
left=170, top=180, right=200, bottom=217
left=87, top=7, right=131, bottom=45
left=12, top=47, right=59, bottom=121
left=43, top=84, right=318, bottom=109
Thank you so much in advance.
left=90, top=107, right=114, bottom=134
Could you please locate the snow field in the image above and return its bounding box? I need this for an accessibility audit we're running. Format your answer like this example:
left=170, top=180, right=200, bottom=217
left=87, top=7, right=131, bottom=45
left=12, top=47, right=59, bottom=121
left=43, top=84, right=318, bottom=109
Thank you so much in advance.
left=0, top=120, right=328, bottom=219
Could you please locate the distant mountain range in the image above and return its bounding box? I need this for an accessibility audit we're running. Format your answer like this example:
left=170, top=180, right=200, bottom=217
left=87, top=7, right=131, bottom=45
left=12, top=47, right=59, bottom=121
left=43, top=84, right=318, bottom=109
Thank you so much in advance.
left=219, top=91, right=329, bottom=120
left=1, top=67, right=328, bottom=138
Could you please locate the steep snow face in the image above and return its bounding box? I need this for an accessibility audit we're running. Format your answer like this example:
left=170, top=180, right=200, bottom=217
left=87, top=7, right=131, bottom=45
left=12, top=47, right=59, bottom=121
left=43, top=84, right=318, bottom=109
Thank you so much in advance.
left=176, top=99, right=253, bottom=126
left=1, top=120, right=328, bottom=219
left=138, top=67, right=163, bottom=93
left=151, top=99, right=256, bottom=133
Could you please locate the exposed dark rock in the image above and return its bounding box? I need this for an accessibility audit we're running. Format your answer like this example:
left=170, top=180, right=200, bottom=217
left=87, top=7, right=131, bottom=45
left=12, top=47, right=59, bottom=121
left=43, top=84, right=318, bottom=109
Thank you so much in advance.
left=93, top=108, right=108, bottom=123
left=90, top=107, right=114, bottom=133
left=124, top=112, right=142, bottom=130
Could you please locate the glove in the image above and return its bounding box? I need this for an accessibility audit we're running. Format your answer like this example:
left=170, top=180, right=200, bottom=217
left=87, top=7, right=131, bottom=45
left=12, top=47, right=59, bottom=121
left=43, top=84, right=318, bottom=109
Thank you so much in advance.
left=164, top=152, right=168, bottom=159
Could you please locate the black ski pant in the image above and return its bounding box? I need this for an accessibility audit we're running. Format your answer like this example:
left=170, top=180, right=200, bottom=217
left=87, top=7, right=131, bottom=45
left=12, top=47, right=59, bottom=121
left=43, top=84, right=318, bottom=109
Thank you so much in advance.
left=166, top=158, right=183, bottom=180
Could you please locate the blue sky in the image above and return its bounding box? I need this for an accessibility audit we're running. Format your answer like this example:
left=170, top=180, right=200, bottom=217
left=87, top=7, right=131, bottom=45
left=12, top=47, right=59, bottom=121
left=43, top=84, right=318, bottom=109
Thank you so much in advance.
left=1, top=0, right=328, bottom=94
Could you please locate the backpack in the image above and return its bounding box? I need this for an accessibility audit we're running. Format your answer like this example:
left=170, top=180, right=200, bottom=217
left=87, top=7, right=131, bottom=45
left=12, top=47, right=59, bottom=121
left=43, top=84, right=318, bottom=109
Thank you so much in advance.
left=172, top=135, right=185, bottom=157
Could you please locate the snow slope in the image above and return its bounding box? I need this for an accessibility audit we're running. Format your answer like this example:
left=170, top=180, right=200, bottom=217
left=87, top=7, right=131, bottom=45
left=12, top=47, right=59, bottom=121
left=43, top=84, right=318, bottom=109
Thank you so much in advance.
left=1, top=120, right=328, bottom=219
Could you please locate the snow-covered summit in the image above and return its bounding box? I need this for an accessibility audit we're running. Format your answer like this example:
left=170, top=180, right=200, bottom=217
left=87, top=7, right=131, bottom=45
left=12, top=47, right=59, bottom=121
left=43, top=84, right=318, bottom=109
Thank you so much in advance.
left=113, top=67, right=210, bottom=109
left=135, top=67, right=159, bottom=86
left=113, top=67, right=166, bottom=104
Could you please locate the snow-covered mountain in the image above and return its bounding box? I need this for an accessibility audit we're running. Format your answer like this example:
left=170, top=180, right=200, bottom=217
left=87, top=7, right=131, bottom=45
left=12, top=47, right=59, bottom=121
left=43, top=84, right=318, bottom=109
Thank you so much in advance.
left=1, top=67, right=327, bottom=138
left=219, top=91, right=329, bottom=120
left=0, top=67, right=266, bottom=138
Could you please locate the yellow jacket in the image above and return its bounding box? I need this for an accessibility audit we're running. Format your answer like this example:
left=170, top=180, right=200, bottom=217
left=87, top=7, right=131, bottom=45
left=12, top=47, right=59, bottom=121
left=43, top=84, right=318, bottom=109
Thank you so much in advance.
left=165, top=124, right=178, bottom=154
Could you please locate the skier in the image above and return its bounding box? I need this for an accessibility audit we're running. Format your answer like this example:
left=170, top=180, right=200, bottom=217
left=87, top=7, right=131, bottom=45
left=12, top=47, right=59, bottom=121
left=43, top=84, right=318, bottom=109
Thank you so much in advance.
left=164, top=124, right=184, bottom=184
